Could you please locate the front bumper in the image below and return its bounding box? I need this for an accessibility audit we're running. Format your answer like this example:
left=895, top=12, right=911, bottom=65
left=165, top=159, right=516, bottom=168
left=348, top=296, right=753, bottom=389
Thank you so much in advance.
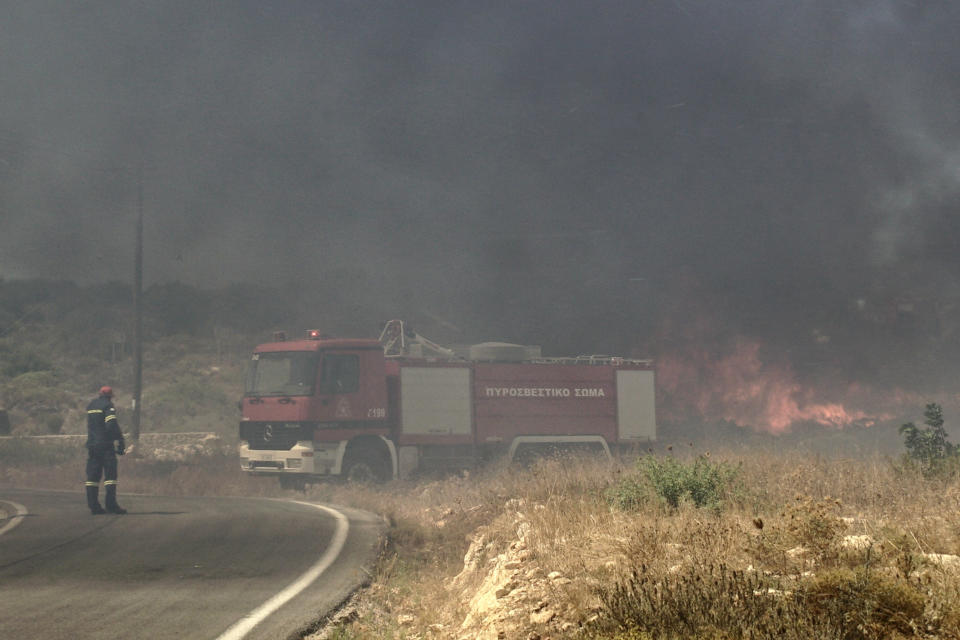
left=238, top=440, right=344, bottom=476
left=238, top=440, right=316, bottom=474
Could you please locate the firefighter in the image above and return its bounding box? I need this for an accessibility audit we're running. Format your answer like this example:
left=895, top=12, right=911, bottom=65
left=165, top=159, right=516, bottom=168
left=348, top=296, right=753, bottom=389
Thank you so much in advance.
left=84, top=386, right=126, bottom=515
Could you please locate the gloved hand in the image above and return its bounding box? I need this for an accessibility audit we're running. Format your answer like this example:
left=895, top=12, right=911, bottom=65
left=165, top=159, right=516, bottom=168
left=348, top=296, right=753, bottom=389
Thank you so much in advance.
left=116, top=442, right=125, bottom=456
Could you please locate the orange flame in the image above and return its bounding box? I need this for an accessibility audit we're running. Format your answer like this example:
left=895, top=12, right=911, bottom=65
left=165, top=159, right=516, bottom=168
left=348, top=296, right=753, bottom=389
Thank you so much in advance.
left=656, top=340, right=889, bottom=433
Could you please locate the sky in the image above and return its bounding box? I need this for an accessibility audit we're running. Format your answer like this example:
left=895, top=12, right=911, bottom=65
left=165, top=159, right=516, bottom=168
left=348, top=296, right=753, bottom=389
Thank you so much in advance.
left=2, top=1, right=960, bottom=427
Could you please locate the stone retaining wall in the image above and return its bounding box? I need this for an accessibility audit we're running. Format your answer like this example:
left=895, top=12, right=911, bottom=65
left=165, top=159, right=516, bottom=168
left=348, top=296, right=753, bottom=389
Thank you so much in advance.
left=0, top=432, right=219, bottom=446
left=0, top=432, right=229, bottom=461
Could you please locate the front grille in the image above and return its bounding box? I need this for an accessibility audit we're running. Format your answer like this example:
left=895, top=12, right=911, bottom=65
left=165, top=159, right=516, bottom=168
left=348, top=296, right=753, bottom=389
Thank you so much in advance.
left=240, top=422, right=311, bottom=450
left=251, top=461, right=283, bottom=469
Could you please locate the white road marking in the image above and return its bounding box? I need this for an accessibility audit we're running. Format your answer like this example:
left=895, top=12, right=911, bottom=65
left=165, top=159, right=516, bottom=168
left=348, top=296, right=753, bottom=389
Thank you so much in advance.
left=215, top=501, right=350, bottom=640
left=0, top=500, right=28, bottom=537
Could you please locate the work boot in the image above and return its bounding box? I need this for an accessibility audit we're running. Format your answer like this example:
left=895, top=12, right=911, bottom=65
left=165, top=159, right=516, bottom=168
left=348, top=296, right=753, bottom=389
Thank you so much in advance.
left=105, top=484, right=127, bottom=515
left=86, top=485, right=106, bottom=515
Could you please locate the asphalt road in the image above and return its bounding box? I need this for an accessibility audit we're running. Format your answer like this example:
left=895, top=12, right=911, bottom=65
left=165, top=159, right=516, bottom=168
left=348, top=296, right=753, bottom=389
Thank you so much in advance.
left=0, top=489, right=384, bottom=640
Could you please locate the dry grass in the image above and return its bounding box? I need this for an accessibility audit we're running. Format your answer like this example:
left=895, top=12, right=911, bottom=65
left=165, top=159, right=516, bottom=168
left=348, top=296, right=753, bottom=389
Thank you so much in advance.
left=307, top=448, right=960, bottom=640
left=5, top=441, right=960, bottom=639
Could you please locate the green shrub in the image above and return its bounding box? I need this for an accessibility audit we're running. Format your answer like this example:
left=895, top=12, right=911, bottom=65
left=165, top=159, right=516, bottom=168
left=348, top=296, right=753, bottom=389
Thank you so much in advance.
left=611, top=454, right=742, bottom=511
left=41, top=412, right=64, bottom=434
left=899, top=403, right=960, bottom=478
left=2, top=371, right=70, bottom=413
left=0, top=340, right=52, bottom=378
left=605, top=475, right=649, bottom=511
left=142, top=372, right=234, bottom=431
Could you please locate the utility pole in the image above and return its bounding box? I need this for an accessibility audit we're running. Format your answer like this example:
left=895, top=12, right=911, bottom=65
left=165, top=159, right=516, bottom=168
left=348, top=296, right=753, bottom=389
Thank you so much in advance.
left=131, top=168, right=143, bottom=443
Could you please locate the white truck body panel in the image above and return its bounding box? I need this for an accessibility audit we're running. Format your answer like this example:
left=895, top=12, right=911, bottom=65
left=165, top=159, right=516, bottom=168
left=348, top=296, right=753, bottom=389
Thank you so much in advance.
left=399, top=366, right=473, bottom=436
left=616, top=369, right=657, bottom=441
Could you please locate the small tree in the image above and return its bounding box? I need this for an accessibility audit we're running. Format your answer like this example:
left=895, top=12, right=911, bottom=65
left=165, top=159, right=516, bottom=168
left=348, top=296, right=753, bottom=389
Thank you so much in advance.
left=899, top=403, right=960, bottom=477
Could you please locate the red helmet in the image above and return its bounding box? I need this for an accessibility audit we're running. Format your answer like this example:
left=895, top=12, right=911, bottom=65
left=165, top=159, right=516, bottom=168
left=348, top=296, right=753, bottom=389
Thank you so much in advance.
left=99, top=386, right=113, bottom=397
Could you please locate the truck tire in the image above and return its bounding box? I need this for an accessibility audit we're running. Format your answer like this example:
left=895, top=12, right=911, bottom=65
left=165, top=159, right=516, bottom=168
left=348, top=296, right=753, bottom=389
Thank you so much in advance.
left=343, top=453, right=388, bottom=484
left=513, top=444, right=554, bottom=468
left=513, top=441, right=608, bottom=467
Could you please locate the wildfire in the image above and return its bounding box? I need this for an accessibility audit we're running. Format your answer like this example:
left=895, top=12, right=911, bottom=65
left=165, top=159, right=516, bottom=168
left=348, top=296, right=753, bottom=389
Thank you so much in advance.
left=656, top=340, right=888, bottom=433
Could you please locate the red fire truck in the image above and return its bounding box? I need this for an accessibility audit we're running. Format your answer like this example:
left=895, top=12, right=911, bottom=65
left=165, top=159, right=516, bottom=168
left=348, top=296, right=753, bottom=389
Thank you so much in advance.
left=239, top=320, right=656, bottom=486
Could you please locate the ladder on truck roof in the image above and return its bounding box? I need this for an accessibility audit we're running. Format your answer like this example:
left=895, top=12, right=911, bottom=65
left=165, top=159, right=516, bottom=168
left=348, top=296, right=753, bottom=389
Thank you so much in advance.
left=378, top=319, right=652, bottom=366
left=531, top=355, right=653, bottom=367
left=378, top=319, right=460, bottom=359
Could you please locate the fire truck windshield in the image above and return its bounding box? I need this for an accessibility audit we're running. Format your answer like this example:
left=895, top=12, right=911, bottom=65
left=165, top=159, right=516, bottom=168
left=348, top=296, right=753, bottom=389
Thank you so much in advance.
left=245, top=351, right=318, bottom=397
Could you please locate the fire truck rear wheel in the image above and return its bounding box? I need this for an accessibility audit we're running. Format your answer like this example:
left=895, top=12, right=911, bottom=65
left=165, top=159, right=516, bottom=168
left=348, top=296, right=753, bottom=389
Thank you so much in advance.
left=343, top=454, right=387, bottom=484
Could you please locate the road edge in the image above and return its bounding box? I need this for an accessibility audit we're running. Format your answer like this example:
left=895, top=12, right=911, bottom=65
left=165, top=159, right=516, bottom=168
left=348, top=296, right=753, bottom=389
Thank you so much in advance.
left=215, top=501, right=350, bottom=640
left=0, top=500, right=28, bottom=538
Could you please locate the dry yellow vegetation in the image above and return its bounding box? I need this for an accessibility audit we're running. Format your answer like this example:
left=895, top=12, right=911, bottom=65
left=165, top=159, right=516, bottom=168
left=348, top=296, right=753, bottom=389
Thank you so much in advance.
left=4, top=440, right=960, bottom=639
left=300, top=448, right=960, bottom=640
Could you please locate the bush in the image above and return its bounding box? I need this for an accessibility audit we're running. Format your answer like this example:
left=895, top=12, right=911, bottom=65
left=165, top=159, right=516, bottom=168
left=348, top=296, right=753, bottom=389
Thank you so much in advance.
left=800, top=567, right=927, bottom=639
left=783, top=495, right=847, bottom=565
left=899, top=403, right=960, bottom=478
left=595, top=563, right=829, bottom=639
left=41, top=412, right=64, bottom=434
left=142, top=372, right=234, bottom=431
left=2, top=371, right=70, bottom=413
left=605, top=475, right=649, bottom=511
left=595, top=563, right=935, bottom=640
left=609, top=454, right=742, bottom=511
left=1, top=371, right=75, bottom=435
left=0, top=340, right=52, bottom=378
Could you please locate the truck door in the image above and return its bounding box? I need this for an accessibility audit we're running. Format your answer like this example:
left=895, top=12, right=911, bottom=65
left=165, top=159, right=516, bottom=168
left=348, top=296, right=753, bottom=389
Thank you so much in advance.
left=317, top=349, right=387, bottom=423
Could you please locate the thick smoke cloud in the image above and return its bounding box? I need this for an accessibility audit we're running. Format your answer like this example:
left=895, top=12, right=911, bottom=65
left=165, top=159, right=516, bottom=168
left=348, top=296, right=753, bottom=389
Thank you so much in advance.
left=2, top=1, right=959, bottom=366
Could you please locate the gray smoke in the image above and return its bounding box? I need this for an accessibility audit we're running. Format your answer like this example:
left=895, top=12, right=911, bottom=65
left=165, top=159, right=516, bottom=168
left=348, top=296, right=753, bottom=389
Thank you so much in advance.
left=2, top=1, right=959, bottom=357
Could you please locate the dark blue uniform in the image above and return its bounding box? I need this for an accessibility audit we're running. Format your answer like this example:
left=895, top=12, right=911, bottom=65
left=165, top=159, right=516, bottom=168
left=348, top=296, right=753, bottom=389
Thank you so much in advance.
left=85, top=393, right=126, bottom=514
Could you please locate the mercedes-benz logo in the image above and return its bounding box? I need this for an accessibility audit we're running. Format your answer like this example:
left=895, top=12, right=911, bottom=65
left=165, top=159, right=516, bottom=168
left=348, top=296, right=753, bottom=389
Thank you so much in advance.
left=263, top=424, right=274, bottom=442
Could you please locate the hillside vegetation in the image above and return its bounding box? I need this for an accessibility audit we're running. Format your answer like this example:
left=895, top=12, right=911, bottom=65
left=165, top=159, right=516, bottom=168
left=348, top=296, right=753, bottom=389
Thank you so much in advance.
left=0, top=278, right=310, bottom=437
